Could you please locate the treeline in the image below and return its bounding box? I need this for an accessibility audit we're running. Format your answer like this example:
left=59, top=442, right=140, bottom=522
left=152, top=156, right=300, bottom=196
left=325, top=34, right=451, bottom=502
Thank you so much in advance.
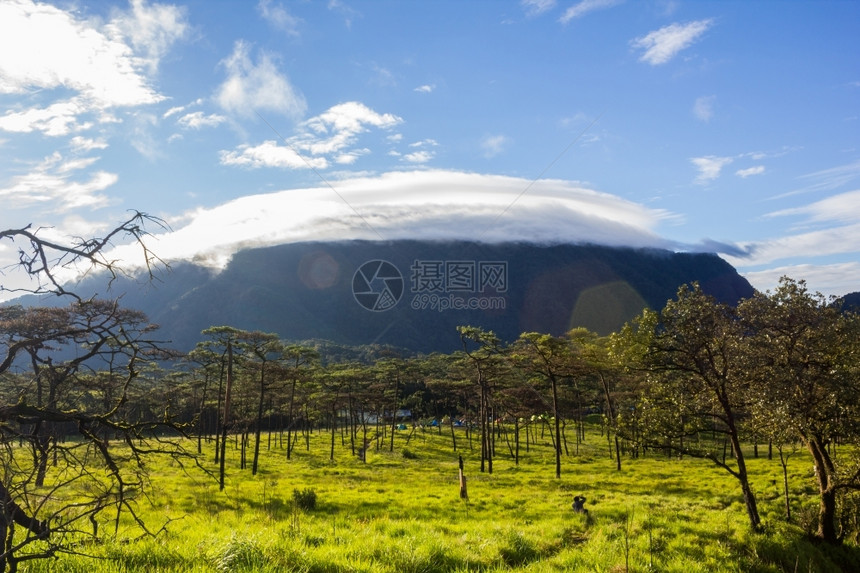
left=1, top=277, right=859, bottom=549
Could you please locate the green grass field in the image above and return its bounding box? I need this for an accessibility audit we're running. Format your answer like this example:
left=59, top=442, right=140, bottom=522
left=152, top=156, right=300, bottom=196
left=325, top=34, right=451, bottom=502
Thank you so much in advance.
left=23, top=425, right=860, bottom=572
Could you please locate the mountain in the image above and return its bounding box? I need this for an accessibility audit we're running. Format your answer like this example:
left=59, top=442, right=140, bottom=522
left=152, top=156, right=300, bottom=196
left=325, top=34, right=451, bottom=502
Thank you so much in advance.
left=835, top=291, right=860, bottom=313
left=56, top=240, right=754, bottom=354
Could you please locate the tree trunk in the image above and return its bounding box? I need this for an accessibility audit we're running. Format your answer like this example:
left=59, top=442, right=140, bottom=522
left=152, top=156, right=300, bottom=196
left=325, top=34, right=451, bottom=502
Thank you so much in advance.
left=197, top=372, right=210, bottom=455
left=1, top=480, right=48, bottom=572
left=485, top=386, right=493, bottom=474
left=286, top=379, right=297, bottom=460
left=551, top=375, right=561, bottom=479
left=330, top=410, right=337, bottom=461
left=730, top=432, right=762, bottom=531
left=479, top=382, right=486, bottom=473
left=807, top=437, right=839, bottom=543
left=252, top=367, right=265, bottom=475
left=219, top=343, right=233, bottom=491
left=818, top=487, right=839, bottom=543
left=389, top=375, right=399, bottom=453
left=214, top=363, right=225, bottom=464
left=34, top=433, right=49, bottom=488
left=777, top=447, right=791, bottom=522
left=514, top=418, right=520, bottom=466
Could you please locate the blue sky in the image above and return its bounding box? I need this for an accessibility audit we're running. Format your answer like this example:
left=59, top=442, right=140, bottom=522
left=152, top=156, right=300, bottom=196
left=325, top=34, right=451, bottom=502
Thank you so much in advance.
left=1, top=0, right=859, bottom=299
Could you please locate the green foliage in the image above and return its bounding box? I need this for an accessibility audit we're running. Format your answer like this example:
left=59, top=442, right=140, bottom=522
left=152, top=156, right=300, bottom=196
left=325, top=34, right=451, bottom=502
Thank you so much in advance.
left=5, top=267, right=859, bottom=570
left=498, top=530, right=543, bottom=567
left=292, top=487, right=317, bottom=511
left=16, top=427, right=859, bottom=573
left=212, top=535, right=267, bottom=573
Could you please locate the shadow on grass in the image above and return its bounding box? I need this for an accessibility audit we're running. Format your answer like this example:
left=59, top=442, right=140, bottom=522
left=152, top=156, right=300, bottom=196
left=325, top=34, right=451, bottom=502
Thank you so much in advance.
left=749, top=529, right=860, bottom=573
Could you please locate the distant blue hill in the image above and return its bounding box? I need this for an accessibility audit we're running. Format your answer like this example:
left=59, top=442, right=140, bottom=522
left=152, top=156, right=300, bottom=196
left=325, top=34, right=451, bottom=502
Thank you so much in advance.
left=835, top=291, right=860, bottom=313
left=43, top=240, right=755, bottom=354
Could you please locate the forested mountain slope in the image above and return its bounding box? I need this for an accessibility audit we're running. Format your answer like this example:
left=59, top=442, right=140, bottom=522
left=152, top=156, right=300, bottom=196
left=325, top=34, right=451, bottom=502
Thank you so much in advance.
left=62, top=241, right=754, bottom=353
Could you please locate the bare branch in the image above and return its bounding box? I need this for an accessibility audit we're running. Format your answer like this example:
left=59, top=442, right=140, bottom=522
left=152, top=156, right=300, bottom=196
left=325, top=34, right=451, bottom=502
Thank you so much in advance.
left=0, top=212, right=169, bottom=300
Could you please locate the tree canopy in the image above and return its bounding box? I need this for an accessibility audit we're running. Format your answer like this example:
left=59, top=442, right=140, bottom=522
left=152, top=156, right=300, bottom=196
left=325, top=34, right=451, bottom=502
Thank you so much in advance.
left=1, top=211, right=858, bottom=572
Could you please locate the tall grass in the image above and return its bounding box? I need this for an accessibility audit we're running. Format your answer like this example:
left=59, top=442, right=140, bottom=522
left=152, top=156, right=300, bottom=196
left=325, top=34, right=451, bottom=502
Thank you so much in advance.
left=21, top=424, right=859, bottom=572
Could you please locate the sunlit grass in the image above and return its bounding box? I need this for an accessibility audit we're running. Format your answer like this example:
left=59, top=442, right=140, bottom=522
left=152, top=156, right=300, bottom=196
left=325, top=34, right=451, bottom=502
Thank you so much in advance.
left=21, top=425, right=859, bottom=572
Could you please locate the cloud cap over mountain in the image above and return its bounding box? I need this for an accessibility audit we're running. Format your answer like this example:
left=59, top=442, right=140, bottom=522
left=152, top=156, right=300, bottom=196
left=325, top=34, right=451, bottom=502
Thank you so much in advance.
left=129, top=170, right=682, bottom=269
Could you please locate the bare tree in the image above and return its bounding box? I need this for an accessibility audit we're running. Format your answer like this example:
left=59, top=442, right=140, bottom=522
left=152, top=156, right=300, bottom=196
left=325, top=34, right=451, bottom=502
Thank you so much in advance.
left=0, top=214, right=201, bottom=572
left=0, top=212, right=165, bottom=301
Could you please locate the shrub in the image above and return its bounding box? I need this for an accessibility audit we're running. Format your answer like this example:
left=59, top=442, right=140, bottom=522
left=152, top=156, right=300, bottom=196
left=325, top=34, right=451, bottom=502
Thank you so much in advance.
left=499, top=530, right=541, bottom=567
left=401, top=448, right=418, bottom=460
left=213, top=535, right=265, bottom=573
left=292, top=487, right=317, bottom=511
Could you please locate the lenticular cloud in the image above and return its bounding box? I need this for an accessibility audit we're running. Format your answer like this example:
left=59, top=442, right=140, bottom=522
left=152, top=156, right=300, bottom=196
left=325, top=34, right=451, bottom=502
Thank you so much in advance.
left=116, top=170, right=677, bottom=269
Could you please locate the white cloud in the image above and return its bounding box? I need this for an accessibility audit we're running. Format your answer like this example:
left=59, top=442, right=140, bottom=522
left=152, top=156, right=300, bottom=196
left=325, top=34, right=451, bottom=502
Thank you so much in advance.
left=796, top=159, right=860, bottom=194
left=305, top=102, right=402, bottom=138
left=693, top=95, right=715, bottom=122
left=721, top=188, right=860, bottom=296
left=0, top=152, right=117, bottom=210
left=257, top=0, right=302, bottom=36
left=368, top=63, right=397, bottom=87
left=736, top=165, right=765, bottom=178
left=108, top=0, right=189, bottom=74
left=299, top=102, right=402, bottom=155
left=327, top=0, right=359, bottom=29
left=70, top=136, right=108, bottom=152
left=740, top=262, right=860, bottom=298
left=482, top=135, right=510, bottom=158
left=560, top=0, right=622, bottom=24
left=403, top=150, right=434, bottom=164
left=177, top=111, right=227, bottom=129
left=0, top=0, right=163, bottom=107
left=163, top=106, right=186, bottom=119
left=163, top=99, right=204, bottom=119
left=219, top=140, right=327, bottom=169
left=102, top=170, right=676, bottom=270
left=632, top=19, right=713, bottom=65
left=414, top=84, right=435, bottom=93
left=128, top=112, right=164, bottom=160
left=725, top=222, right=860, bottom=269
left=219, top=102, right=402, bottom=170
left=766, top=189, right=860, bottom=224
left=0, top=0, right=186, bottom=143
left=215, top=40, right=307, bottom=119
left=335, top=149, right=370, bottom=165
left=691, top=155, right=732, bottom=184
left=401, top=139, right=437, bottom=163
left=0, top=100, right=91, bottom=136
left=56, top=156, right=100, bottom=173
left=522, top=0, right=556, bottom=17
